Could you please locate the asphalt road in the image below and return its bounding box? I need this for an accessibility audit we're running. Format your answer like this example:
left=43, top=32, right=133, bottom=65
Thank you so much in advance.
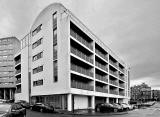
left=26, top=102, right=160, bottom=117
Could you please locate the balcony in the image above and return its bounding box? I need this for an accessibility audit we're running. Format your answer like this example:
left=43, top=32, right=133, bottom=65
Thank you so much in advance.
left=15, top=69, right=21, bottom=74
left=16, top=79, right=21, bottom=84
left=119, top=67, right=125, bottom=74
left=96, top=87, right=108, bottom=93
left=71, top=64, right=93, bottom=77
left=95, top=49, right=108, bottom=61
left=70, top=29, right=93, bottom=51
left=119, top=84, right=125, bottom=88
left=95, top=74, right=108, bottom=83
left=109, top=70, right=118, bottom=77
left=71, top=46, right=93, bottom=64
left=109, top=60, right=118, bottom=68
left=71, top=80, right=94, bottom=91
left=110, top=90, right=118, bottom=95
left=15, top=59, right=21, bottom=65
left=109, top=80, right=118, bottom=86
left=95, top=62, right=108, bottom=72
left=119, top=92, right=125, bottom=96
left=119, top=75, right=125, bottom=81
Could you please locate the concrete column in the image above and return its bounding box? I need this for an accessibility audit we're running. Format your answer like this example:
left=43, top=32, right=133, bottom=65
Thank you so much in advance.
left=4, top=89, right=6, bottom=100
left=62, top=95, right=65, bottom=110
left=67, top=94, right=72, bottom=111
left=9, top=89, right=12, bottom=99
left=116, top=98, right=119, bottom=103
left=106, top=97, right=109, bottom=103
left=91, top=96, right=95, bottom=109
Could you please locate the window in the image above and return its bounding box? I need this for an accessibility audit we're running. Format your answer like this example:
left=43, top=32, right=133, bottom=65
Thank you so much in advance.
left=53, top=60, right=58, bottom=82
left=32, top=24, right=42, bottom=36
left=32, top=38, right=43, bottom=49
left=33, top=52, right=43, bottom=61
left=33, top=66, right=43, bottom=74
left=33, top=79, right=43, bottom=86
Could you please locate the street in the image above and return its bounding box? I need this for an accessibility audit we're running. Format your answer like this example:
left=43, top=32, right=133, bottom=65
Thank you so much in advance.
left=26, top=102, right=160, bottom=117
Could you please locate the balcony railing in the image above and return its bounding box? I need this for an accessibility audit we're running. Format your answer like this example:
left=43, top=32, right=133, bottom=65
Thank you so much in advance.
left=71, top=46, right=93, bottom=64
left=119, top=84, right=125, bottom=88
left=15, top=69, right=21, bottom=74
left=109, top=70, right=118, bottom=77
left=95, top=62, right=108, bottom=72
left=95, top=49, right=108, bottom=61
left=119, top=92, right=125, bottom=96
left=16, top=79, right=21, bottom=84
left=119, top=75, right=125, bottom=81
left=95, top=74, right=108, bottom=83
left=71, top=64, right=93, bottom=77
left=96, top=87, right=108, bottom=93
left=119, top=67, right=125, bottom=74
left=110, top=90, right=118, bottom=95
left=71, top=80, right=94, bottom=91
left=70, top=29, right=93, bottom=51
left=109, top=60, right=118, bottom=68
left=109, top=80, right=118, bottom=86
left=15, top=59, right=21, bottom=65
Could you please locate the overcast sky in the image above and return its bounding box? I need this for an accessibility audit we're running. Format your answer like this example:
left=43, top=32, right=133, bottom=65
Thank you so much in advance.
left=0, top=0, right=160, bottom=89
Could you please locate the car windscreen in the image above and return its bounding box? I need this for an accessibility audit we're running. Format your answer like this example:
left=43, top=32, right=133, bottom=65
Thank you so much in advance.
left=0, top=104, right=11, bottom=112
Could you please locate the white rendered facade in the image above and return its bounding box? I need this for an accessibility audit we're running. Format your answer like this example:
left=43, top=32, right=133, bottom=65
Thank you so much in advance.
left=15, top=3, right=130, bottom=111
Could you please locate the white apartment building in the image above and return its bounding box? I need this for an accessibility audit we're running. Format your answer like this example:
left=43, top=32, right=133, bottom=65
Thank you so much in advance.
left=15, top=3, right=130, bottom=111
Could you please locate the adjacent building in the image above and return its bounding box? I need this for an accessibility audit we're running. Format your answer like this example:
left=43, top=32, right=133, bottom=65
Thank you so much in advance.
left=15, top=3, right=130, bottom=111
left=0, top=37, right=20, bottom=100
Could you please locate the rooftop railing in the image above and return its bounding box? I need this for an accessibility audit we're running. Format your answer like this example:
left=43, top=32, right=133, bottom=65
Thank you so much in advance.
left=71, top=64, right=93, bottom=77
left=71, top=46, right=93, bottom=64
left=70, top=29, right=93, bottom=51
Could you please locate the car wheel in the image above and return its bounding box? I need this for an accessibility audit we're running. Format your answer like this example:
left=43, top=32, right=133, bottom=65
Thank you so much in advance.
left=96, top=107, right=100, bottom=112
left=114, top=108, right=118, bottom=112
left=40, top=108, right=43, bottom=112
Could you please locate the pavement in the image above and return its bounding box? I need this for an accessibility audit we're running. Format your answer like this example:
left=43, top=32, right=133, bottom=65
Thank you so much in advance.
left=26, top=102, right=160, bottom=117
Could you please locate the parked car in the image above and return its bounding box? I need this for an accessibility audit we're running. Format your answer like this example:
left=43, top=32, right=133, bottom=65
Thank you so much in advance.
left=123, top=103, right=133, bottom=110
left=0, top=103, right=26, bottom=117
left=0, top=99, right=7, bottom=103
left=31, top=103, right=55, bottom=113
left=119, top=103, right=130, bottom=111
left=15, top=100, right=30, bottom=109
left=95, top=103, right=118, bottom=113
left=113, top=103, right=124, bottom=111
